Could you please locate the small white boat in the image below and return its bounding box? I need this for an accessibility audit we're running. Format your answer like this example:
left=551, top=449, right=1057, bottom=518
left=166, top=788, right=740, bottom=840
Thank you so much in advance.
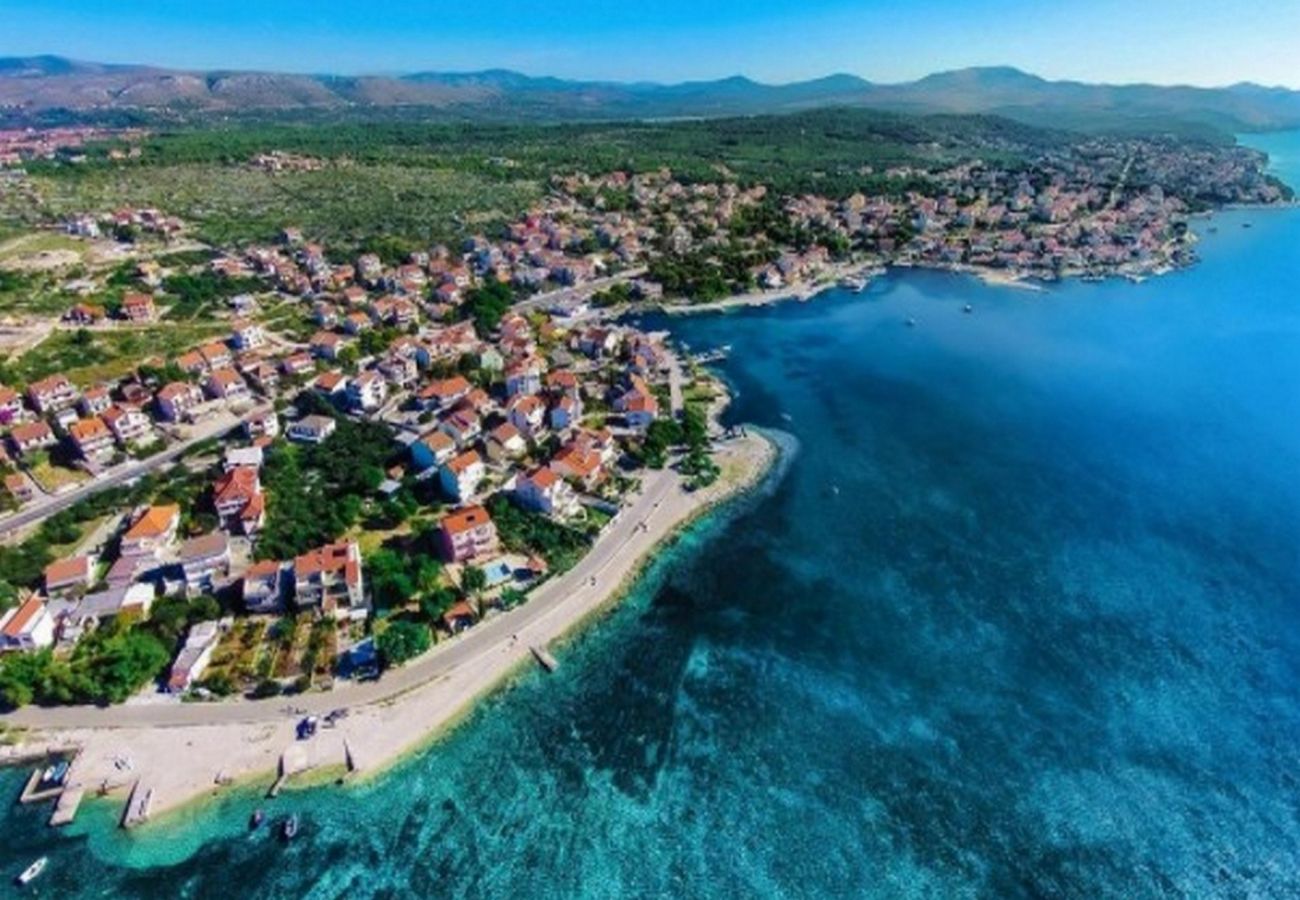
left=963, top=304, right=974, bottom=314
left=16, top=856, right=47, bottom=886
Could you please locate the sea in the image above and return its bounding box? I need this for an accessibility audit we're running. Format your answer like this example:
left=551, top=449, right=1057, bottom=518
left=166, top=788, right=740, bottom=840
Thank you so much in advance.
left=0, top=132, right=1298, bottom=898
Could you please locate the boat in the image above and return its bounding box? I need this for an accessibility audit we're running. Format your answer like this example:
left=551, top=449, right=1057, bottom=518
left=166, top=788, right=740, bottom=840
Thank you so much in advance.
left=962, top=304, right=974, bottom=314
left=16, top=857, right=47, bottom=886
left=838, top=276, right=868, bottom=292
left=282, top=814, right=300, bottom=841
left=249, top=809, right=265, bottom=830
left=906, top=317, right=917, bottom=328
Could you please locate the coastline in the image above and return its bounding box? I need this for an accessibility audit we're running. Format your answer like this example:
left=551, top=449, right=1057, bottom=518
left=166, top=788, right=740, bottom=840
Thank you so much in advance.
left=1, top=429, right=779, bottom=831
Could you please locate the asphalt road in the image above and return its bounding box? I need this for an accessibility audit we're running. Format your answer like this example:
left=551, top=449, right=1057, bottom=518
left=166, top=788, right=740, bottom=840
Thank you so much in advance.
left=0, top=412, right=239, bottom=538
left=3, top=467, right=679, bottom=731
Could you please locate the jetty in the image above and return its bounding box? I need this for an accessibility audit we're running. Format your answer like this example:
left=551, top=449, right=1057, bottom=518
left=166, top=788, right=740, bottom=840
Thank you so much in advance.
left=121, top=779, right=154, bottom=828
left=530, top=644, right=559, bottom=672
left=49, top=787, right=84, bottom=827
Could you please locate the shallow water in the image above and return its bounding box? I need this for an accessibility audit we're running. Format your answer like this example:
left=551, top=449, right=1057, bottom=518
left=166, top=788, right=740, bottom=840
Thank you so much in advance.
left=2, top=135, right=1299, bottom=898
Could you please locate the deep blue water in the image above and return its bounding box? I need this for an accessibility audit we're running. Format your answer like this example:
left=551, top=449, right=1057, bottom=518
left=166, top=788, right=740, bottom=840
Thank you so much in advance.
left=1, top=135, right=1299, bottom=897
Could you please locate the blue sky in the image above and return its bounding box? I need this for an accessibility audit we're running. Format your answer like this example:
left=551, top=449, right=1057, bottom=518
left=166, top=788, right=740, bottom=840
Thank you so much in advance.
left=3, top=1, right=1298, bottom=88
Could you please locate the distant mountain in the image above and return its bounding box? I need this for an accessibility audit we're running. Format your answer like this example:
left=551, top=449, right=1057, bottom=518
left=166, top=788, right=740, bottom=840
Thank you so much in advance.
left=1, top=55, right=1298, bottom=133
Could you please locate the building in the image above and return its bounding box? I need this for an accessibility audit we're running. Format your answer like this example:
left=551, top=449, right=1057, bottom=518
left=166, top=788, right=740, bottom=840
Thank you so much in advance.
left=102, top=404, right=153, bottom=447
left=549, top=394, right=582, bottom=431
left=120, top=504, right=181, bottom=557
left=243, top=407, right=280, bottom=439
left=242, top=560, right=284, bottom=613
left=8, top=421, right=57, bottom=456
left=346, top=371, right=388, bottom=412
left=43, top=555, right=95, bottom=597
left=439, top=450, right=485, bottom=502
left=26, top=374, right=79, bottom=414
left=166, top=620, right=221, bottom=693
left=507, top=394, right=546, bottom=437
left=410, top=428, right=456, bottom=471
left=485, top=421, right=527, bottom=462
left=213, top=466, right=262, bottom=529
left=78, top=385, right=112, bottom=417
left=155, top=382, right=204, bottom=422
left=204, top=367, right=250, bottom=402
left=0, top=596, right=55, bottom=652
left=67, top=415, right=115, bottom=460
left=417, top=375, right=471, bottom=411
left=513, top=466, right=579, bottom=518
left=4, top=472, right=34, bottom=504
left=0, top=384, right=23, bottom=424
left=438, top=505, right=499, bottom=563
left=231, top=319, right=266, bottom=350
left=223, top=445, right=264, bottom=471
left=286, top=414, right=337, bottom=444
left=198, top=341, right=232, bottom=370
left=178, top=532, right=231, bottom=594
left=293, top=540, right=366, bottom=618
left=121, top=292, right=156, bottom=323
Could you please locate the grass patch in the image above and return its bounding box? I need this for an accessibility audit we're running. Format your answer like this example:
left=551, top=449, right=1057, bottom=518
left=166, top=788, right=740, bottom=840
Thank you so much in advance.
left=2, top=322, right=226, bottom=385
left=27, top=458, right=90, bottom=493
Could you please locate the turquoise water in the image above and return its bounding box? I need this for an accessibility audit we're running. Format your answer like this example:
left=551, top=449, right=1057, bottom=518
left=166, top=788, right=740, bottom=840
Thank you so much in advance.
left=3, top=134, right=1300, bottom=897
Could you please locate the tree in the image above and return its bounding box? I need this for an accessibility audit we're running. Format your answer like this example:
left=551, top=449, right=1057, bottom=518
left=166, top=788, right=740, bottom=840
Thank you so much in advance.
left=377, top=620, right=431, bottom=668
left=461, top=565, right=487, bottom=596
left=367, top=548, right=417, bottom=610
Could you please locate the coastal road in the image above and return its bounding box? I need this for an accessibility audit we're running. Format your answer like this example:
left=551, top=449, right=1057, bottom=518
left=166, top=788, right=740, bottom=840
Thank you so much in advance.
left=513, top=267, right=648, bottom=314
left=0, top=411, right=239, bottom=538
left=2, top=466, right=683, bottom=730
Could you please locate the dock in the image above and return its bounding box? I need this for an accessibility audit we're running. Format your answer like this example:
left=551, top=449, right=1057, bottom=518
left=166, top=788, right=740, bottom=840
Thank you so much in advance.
left=530, top=644, right=559, bottom=672
left=121, top=779, right=153, bottom=828
left=49, top=788, right=84, bottom=827
left=18, top=768, right=63, bottom=805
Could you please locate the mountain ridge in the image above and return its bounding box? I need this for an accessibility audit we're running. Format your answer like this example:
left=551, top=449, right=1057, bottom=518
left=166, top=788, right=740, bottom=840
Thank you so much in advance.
left=1, top=56, right=1298, bottom=132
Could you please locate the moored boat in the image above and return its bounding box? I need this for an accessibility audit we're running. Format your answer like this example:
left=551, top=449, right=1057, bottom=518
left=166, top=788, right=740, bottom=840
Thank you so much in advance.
left=16, top=857, right=47, bottom=886
left=250, top=809, right=265, bottom=830
left=282, top=814, right=300, bottom=841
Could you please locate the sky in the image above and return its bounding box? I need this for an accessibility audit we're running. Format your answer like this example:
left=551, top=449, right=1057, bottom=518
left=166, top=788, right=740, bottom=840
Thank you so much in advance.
left=2, top=0, right=1299, bottom=88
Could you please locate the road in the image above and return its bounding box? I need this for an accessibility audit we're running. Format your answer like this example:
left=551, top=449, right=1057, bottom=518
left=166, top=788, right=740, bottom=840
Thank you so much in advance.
left=513, top=267, right=647, bottom=314
left=3, top=467, right=681, bottom=730
left=0, top=411, right=240, bottom=538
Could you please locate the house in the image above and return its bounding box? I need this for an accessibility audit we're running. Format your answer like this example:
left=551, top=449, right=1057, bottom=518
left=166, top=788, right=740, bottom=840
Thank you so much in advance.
left=546, top=369, right=581, bottom=399
left=312, top=370, right=349, bottom=399
left=439, top=409, right=482, bottom=447
left=8, top=421, right=57, bottom=456
left=287, top=414, right=337, bottom=444
left=280, top=351, right=315, bottom=377
left=65, top=302, right=106, bottom=325
left=121, top=292, right=156, bottom=323
left=0, top=384, right=23, bottom=424
left=26, top=374, right=78, bottom=414
left=213, top=466, right=262, bottom=528
left=507, top=394, right=546, bottom=437
left=102, top=404, right=153, bottom=447
left=417, top=375, right=471, bottom=411
left=204, top=368, right=250, bottom=403
left=377, top=354, right=418, bottom=388
left=224, top=445, right=264, bottom=471
left=293, top=540, right=366, bottom=618
left=485, top=421, right=527, bottom=462
left=0, top=596, right=55, bottom=652
left=4, top=472, right=34, bottom=504
left=231, top=319, right=266, bottom=350
left=346, top=371, right=388, bottom=412
left=513, top=466, right=578, bottom=518
left=243, top=361, right=280, bottom=394
left=120, top=504, right=181, bottom=557
left=343, top=311, right=372, bottom=335
left=43, top=555, right=95, bottom=597
left=550, top=443, right=604, bottom=489
left=178, top=532, right=230, bottom=594
left=442, top=600, right=476, bottom=634
left=549, top=394, right=582, bottom=431
left=310, top=331, right=347, bottom=360
left=438, top=505, right=499, bottom=563
left=504, top=357, right=545, bottom=397
left=411, top=428, right=456, bottom=471
left=176, top=350, right=208, bottom=376
left=67, top=416, right=115, bottom=460
left=78, top=385, right=112, bottom=417
left=155, top=382, right=204, bottom=422
left=198, top=341, right=232, bottom=370
left=439, top=450, right=485, bottom=501
left=242, top=560, right=284, bottom=613
left=166, top=620, right=221, bottom=693
left=243, top=407, right=280, bottom=440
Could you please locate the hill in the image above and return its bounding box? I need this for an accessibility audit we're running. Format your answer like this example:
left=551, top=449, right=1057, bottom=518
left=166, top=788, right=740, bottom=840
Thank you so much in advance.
left=2, top=57, right=1299, bottom=132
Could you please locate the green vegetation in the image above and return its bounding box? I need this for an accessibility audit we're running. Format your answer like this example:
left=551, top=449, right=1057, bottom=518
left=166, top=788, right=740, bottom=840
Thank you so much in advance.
left=486, top=494, right=591, bottom=572
left=366, top=547, right=442, bottom=611
left=0, top=321, right=225, bottom=386
left=461, top=280, right=515, bottom=334
left=0, top=623, right=168, bottom=707
left=376, top=619, right=431, bottom=668
left=256, top=409, right=396, bottom=561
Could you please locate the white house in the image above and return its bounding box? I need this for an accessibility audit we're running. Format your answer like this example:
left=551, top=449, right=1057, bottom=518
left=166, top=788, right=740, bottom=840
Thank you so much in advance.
left=0, top=596, right=55, bottom=652
left=439, top=450, right=485, bottom=502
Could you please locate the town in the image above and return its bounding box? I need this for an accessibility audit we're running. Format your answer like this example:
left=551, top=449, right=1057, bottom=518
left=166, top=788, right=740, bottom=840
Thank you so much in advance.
left=0, top=125, right=1288, bottom=709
